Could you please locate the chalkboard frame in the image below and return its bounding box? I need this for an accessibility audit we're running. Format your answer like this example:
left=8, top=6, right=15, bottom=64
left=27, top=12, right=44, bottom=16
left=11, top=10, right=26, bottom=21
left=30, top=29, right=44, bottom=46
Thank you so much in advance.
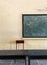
left=22, top=14, right=47, bottom=38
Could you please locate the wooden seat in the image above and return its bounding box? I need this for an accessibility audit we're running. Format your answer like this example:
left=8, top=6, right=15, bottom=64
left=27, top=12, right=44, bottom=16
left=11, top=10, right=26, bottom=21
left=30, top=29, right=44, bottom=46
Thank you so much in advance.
left=16, top=40, right=24, bottom=50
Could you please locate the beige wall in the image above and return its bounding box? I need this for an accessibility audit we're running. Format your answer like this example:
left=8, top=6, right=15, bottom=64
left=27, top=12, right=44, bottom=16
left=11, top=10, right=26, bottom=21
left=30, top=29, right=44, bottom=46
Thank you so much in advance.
left=0, top=0, right=47, bottom=50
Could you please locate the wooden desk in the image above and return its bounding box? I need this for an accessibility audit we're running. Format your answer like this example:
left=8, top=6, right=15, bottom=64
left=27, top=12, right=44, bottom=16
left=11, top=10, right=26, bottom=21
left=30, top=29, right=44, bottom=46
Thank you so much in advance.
left=16, top=40, right=24, bottom=50
left=0, top=50, right=47, bottom=65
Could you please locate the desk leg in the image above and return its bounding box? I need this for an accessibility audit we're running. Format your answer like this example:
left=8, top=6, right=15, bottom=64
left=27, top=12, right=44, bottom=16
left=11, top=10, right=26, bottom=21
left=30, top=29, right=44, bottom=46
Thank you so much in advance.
left=16, top=44, right=17, bottom=50
left=25, top=56, right=30, bottom=65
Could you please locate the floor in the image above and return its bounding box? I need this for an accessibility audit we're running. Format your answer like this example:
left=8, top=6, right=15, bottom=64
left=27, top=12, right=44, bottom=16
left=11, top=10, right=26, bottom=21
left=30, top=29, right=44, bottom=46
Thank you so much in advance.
left=0, top=59, right=47, bottom=65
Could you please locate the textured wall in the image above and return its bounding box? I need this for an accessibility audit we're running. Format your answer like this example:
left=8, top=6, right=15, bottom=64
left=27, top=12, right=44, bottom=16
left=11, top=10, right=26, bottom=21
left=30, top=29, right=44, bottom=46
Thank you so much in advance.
left=0, top=0, right=47, bottom=50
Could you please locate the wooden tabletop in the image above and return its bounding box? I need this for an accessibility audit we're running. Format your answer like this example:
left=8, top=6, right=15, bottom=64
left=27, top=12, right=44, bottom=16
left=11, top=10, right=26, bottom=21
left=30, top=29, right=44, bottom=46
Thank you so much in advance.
left=0, top=50, right=47, bottom=56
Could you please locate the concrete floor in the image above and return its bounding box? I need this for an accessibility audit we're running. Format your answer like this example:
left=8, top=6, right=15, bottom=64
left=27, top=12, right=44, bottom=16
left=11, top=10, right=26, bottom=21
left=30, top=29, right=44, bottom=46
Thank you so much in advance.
left=0, top=59, right=47, bottom=65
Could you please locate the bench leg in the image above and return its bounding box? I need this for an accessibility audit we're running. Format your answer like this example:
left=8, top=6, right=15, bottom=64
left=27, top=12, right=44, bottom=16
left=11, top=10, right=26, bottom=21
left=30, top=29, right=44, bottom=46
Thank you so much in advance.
left=25, top=56, right=30, bottom=65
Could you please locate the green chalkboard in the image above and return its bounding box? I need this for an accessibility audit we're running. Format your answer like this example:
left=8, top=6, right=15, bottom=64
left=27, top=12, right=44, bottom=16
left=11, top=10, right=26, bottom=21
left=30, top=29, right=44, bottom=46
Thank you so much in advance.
left=22, top=14, right=47, bottom=38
